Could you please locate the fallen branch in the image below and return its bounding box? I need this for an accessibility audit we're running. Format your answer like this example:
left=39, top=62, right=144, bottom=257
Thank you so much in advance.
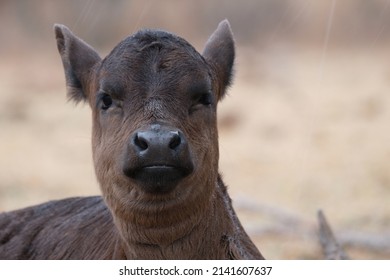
left=234, top=195, right=390, bottom=256
left=318, top=210, right=349, bottom=259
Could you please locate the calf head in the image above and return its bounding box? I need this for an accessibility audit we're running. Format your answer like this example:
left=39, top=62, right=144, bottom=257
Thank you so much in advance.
left=54, top=21, right=234, bottom=239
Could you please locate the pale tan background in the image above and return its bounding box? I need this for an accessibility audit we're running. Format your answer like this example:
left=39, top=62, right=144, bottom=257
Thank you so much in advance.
left=1, top=0, right=390, bottom=259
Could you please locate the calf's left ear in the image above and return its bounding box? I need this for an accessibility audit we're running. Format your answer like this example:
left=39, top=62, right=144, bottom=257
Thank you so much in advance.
left=202, top=19, right=235, bottom=100
left=54, top=24, right=101, bottom=103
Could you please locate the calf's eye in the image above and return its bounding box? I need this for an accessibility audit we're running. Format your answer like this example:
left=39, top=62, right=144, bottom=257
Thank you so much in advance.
left=101, top=94, right=113, bottom=110
left=189, top=91, right=214, bottom=114
left=197, top=93, right=213, bottom=106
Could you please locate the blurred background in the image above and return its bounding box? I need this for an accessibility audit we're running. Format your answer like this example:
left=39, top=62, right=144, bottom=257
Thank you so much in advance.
left=1, top=0, right=390, bottom=259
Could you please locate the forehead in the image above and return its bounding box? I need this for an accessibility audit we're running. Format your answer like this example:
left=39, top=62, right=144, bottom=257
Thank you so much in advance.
left=99, top=30, right=211, bottom=87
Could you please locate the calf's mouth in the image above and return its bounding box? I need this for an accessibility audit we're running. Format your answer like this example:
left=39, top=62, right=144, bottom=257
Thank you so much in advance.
left=124, top=164, right=193, bottom=194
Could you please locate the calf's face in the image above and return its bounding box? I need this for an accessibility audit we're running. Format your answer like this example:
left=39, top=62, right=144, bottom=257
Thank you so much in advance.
left=94, top=35, right=214, bottom=195
left=55, top=21, right=234, bottom=217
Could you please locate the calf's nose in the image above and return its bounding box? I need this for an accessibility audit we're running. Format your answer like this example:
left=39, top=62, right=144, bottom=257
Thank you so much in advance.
left=133, top=129, right=182, bottom=153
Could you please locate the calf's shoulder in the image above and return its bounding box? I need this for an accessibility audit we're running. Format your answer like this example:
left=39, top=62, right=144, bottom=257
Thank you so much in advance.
left=0, top=196, right=117, bottom=259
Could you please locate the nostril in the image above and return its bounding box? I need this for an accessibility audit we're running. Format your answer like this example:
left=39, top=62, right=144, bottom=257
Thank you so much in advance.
left=134, top=133, right=148, bottom=151
left=169, top=131, right=182, bottom=150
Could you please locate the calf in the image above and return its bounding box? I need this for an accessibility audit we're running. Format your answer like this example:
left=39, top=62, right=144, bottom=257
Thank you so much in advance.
left=0, top=20, right=264, bottom=259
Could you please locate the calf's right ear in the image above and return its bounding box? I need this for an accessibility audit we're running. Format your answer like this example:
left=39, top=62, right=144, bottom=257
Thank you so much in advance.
left=54, top=24, right=101, bottom=103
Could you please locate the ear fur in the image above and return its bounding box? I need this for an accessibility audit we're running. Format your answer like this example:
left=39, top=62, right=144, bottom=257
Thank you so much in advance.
left=54, top=24, right=101, bottom=103
left=202, top=20, right=235, bottom=100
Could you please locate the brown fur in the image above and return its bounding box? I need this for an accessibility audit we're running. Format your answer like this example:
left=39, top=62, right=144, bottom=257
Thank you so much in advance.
left=0, top=20, right=264, bottom=260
